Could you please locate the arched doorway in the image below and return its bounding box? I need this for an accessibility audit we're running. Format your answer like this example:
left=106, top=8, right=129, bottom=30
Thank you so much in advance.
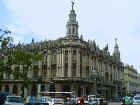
left=13, top=85, right=18, bottom=95
left=31, top=84, right=37, bottom=96
left=78, top=87, right=82, bottom=97
left=5, top=85, right=9, bottom=92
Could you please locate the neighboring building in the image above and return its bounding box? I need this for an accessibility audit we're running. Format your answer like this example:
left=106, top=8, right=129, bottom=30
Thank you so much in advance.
left=124, top=65, right=138, bottom=94
left=136, top=74, right=140, bottom=93
left=0, top=2, right=125, bottom=99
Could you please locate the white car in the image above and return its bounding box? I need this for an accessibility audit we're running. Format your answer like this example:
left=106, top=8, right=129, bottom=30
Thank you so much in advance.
left=26, top=96, right=54, bottom=105
left=88, top=95, right=100, bottom=105
left=4, top=96, right=24, bottom=105
left=53, top=98, right=64, bottom=105
left=133, top=96, right=140, bottom=105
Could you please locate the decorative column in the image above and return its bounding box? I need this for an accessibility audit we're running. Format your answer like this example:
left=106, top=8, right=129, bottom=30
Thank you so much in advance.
left=71, top=85, right=75, bottom=97
left=37, top=84, right=41, bottom=96
left=59, top=49, right=63, bottom=77
left=82, top=86, right=86, bottom=97
left=17, top=84, right=21, bottom=96
left=9, top=84, right=13, bottom=94
left=28, top=85, right=32, bottom=96
left=77, top=49, right=80, bottom=77
left=61, top=49, right=64, bottom=76
left=24, top=87, right=28, bottom=98
left=68, top=48, right=72, bottom=77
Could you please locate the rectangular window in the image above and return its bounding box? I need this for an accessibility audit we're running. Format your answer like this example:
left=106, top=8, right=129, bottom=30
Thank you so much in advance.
left=33, top=65, right=39, bottom=78
left=51, top=64, right=56, bottom=77
left=65, top=51, right=68, bottom=63
left=42, top=65, right=47, bottom=77
left=64, top=63, right=68, bottom=77
left=86, top=66, right=89, bottom=77
left=14, top=66, right=20, bottom=80
left=72, top=63, right=76, bottom=77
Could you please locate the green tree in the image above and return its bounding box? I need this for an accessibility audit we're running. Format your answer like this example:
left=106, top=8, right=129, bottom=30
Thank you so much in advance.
left=0, top=29, right=43, bottom=94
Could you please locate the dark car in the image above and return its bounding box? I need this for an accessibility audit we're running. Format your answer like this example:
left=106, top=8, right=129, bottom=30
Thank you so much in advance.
left=0, top=91, right=11, bottom=105
left=111, top=97, right=122, bottom=102
left=99, top=98, right=108, bottom=105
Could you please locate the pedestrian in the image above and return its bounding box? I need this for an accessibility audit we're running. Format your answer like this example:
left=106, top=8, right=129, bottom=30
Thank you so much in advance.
left=99, top=96, right=104, bottom=105
left=79, top=96, right=85, bottom=105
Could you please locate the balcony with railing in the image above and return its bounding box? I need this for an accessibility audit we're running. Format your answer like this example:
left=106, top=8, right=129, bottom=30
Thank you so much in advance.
left=58, top=76, right=92, bottom=82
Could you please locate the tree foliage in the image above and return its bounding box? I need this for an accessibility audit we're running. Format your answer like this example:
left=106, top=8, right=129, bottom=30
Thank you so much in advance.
left=0, top=29, right=43, bottom=86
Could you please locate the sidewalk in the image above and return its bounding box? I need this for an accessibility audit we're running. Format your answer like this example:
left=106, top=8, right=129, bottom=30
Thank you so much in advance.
left=108, top=102, right=121, bottom=105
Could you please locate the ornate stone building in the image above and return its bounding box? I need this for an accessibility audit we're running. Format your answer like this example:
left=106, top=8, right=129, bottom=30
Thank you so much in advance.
left=0, top=2, right=125, bottom=99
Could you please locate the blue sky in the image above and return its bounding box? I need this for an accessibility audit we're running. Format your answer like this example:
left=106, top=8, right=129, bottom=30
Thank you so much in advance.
left=0, top=0, right=140, bottom=72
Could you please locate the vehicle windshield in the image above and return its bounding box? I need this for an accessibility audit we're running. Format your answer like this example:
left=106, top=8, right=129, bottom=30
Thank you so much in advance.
left=42, top=97, right=52, bottom=102
left=7, top=97, right=23, bottom=103
left=134, top=97, right=140, bottom=100
left=88, top=96, right=96, bottom=99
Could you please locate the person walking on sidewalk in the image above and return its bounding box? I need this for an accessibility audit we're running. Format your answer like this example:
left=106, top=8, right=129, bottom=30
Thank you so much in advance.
left=79, top=96, right=85, bottom=105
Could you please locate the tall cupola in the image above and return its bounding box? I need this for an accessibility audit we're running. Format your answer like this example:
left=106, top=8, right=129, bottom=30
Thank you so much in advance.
left=66, top=1, right=79, bottom=36
left=113, top=38, right=120, bottom=60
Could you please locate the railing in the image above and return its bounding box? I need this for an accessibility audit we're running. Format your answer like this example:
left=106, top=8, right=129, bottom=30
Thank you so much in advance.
left=55, top=76, right=90, bottom=80
left=1, top=76, right=93, bottom=83
left=42, top=76, right=93, bottom=82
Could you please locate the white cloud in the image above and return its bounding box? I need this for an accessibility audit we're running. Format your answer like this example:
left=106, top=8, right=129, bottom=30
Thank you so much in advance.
left=7, top=25, right=26, bottom=35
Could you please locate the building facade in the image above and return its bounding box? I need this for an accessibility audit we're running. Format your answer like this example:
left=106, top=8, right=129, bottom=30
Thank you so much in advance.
left=136, top=74, right=140, bottom=93
left=124, top=65, right=138, bottom=94
left=0, top=2, right=125, bottom=99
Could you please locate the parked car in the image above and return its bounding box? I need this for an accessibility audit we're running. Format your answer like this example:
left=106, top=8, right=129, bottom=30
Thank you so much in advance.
left=66, top=98, right=76, bottom=105
left=88, top=95, right=98, bottom=105
left=88, top=97, right=97, bottom=105
left=133, top=95, right=140, bottom=105
left=4, top=96, right=24, bottom=105
left=53, top=98, right=65, bottom=105
left=111, top=97, right=122, bottom=102
left=0, top=91, right=11, bottom=105
left=121, top=96, right=133, bottom=105
left=26, top=96, right=53, bottom=105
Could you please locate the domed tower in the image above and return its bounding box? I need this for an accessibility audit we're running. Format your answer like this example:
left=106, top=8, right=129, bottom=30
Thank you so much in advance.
left=66, top=1, right=79, bottom=36
left=113, top=38, right=120, bottom=60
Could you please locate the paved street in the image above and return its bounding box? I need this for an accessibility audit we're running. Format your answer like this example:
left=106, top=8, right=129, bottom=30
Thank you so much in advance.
left=108, top=102, right=121, bottom=105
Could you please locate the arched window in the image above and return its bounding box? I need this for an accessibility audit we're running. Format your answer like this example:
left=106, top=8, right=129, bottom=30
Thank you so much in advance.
left=5, top=85, right=9, bottom=92
left=13, top=85, right=18, bottom=95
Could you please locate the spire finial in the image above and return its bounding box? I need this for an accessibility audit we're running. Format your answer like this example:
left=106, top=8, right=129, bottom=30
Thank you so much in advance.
left=115, top=38, right=117, bottom=44
left=71, top=1, right=74, bottom=10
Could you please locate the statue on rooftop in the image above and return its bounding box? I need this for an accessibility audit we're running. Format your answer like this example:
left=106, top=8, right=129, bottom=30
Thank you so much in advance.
left=71, top=1, right=74, bottom=10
